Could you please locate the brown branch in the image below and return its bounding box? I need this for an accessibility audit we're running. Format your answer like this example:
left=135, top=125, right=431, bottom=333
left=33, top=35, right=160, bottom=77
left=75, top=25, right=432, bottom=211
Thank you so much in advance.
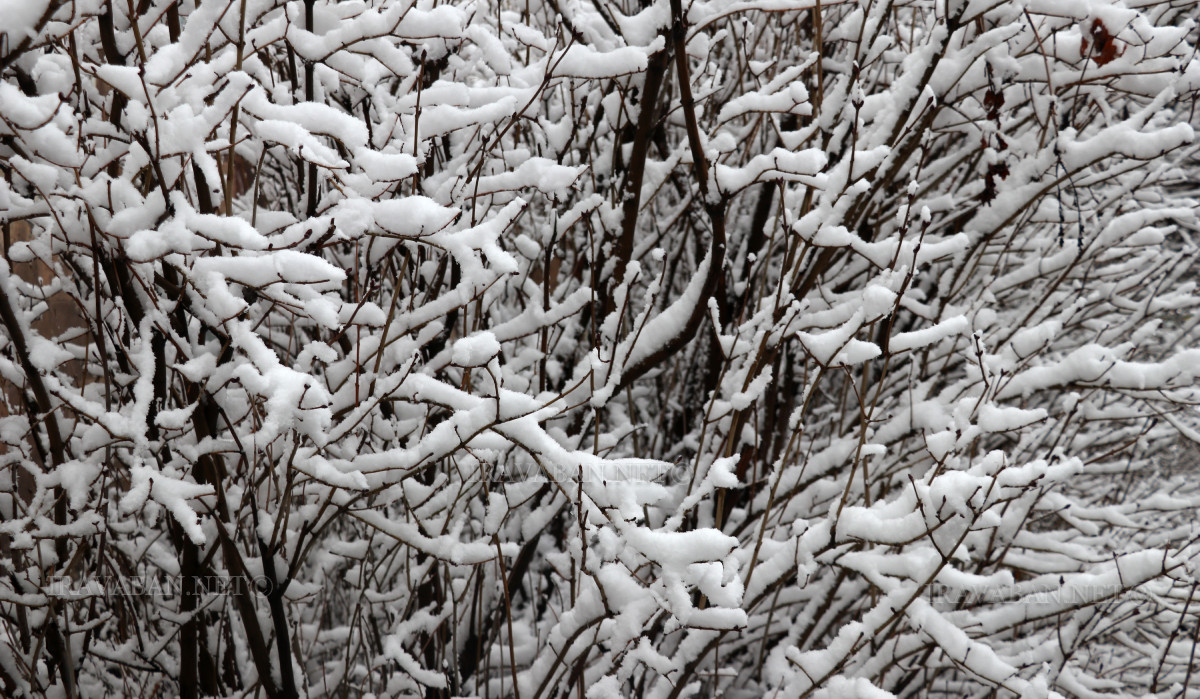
left=614, top=0, right=728, bottom=392
left=613, top=47, right=671, bottom=290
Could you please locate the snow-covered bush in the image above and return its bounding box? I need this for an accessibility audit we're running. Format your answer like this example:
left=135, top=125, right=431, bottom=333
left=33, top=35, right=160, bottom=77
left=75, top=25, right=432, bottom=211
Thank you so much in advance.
left=2, top=0, right=1200, bottom=697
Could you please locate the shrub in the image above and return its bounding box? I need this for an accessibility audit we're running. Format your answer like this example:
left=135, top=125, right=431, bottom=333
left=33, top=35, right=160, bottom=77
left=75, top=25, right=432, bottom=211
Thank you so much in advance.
left=2, top=0, right=1200, bottom=697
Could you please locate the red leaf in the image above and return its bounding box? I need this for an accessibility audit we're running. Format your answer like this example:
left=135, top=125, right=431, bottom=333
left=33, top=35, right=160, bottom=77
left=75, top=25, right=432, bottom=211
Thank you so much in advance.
left=1081, top=19, right=1124, bottom=66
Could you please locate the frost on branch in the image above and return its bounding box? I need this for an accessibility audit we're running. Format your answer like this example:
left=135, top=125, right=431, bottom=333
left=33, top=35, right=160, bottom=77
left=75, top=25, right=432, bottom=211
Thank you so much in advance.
left=1, top=0, right=1200, bottom=698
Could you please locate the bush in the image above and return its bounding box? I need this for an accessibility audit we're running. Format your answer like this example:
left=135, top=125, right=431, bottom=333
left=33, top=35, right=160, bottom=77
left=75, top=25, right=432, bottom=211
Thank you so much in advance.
left=2, top=0, right=1200, bottom=697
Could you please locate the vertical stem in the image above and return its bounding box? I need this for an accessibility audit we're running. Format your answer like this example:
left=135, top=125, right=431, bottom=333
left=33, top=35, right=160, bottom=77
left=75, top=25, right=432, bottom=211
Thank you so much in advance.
left=224, top=0, right=248, bottom=215
left=0, top=268, right=76, bottom=698
left=304, top=0, right=319, bottom=218
left=180, top=539, right=199, bottom=699
left=613, top=48, right=670, bottom=290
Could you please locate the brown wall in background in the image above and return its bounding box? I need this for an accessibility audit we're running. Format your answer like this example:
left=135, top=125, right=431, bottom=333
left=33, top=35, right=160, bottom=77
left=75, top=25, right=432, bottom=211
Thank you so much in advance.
left=0, top=220, right=89, bottom=438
